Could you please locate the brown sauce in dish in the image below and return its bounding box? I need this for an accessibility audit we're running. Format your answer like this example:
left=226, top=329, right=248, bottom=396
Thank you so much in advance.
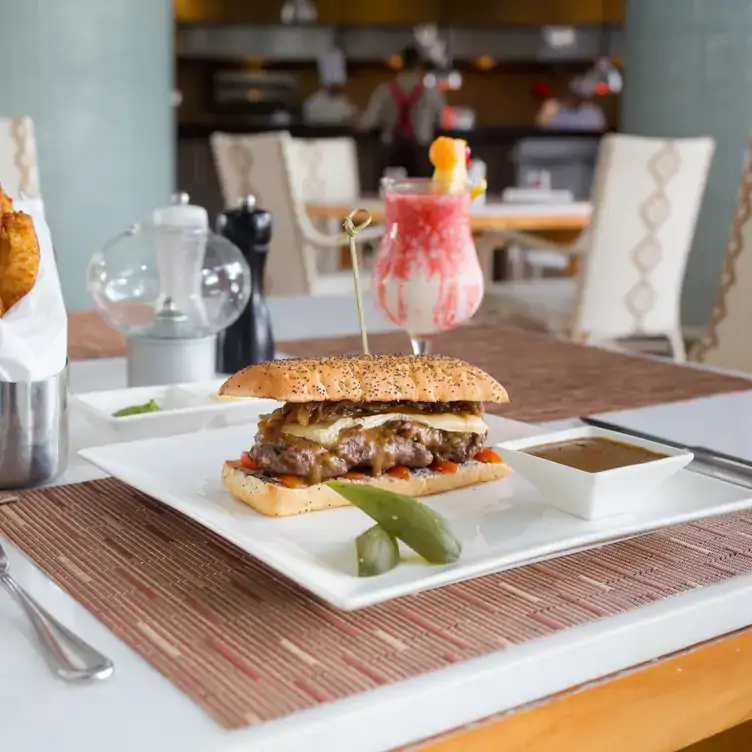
left=524, top=437, right=667, bottom=473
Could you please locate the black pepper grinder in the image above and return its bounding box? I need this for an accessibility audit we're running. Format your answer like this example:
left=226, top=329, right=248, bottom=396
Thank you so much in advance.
left=216, top=195, right=275, bottom=372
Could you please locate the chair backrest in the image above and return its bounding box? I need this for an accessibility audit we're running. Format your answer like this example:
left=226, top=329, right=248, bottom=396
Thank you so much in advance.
left=572, top=134, right=715, bottom=341
left=0, top=116, right=41, bottom=200
left=283, top=137, right=361, bottom=275
left=284, top=136, right=360, bottom=201
left=692, top=138, right=752, bottom=371
left=210, top=131, right=317, bottom=296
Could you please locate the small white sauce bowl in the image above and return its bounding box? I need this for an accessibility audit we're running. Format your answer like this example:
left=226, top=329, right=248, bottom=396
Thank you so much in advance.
left=495, top=425, right=694, bottom=520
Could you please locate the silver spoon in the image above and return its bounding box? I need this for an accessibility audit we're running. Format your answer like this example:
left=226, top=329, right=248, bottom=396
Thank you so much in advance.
left=0, top=540, right=114, bottom=681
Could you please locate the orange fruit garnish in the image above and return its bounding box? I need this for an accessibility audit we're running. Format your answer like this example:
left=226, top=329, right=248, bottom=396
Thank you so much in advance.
left=429, top=137, right=460, bottom=172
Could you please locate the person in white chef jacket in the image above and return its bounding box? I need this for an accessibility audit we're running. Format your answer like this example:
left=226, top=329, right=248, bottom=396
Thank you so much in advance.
left=303, top=50, right=358, bottom=126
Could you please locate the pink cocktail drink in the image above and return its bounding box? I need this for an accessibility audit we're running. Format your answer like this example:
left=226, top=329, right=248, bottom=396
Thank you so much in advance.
left=373, top=181, right=484, bottom=338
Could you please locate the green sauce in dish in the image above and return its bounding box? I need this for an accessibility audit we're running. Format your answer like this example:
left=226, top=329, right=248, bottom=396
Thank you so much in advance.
left=112, top=399, right=160, bottom=417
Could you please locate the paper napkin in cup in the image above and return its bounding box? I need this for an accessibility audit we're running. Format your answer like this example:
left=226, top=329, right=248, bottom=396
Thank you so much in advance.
left=0, top=199, right=67, bottom=381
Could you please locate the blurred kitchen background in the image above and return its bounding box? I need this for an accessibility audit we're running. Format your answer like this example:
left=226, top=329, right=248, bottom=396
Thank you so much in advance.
left=2, top=0, right=751, bottom=339
left=177, top=0, right=621, bottom=217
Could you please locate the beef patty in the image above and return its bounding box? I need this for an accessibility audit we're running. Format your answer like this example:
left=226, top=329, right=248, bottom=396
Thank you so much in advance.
left=251, top=420, right=485, bottom=484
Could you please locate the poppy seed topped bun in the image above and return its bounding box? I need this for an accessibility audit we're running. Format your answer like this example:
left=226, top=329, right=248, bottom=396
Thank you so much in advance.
left=218, top=354, right=509, bottom=404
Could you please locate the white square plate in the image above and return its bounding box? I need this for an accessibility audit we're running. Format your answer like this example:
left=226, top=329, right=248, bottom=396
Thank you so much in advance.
left=80, top=415, right=752, bottom=610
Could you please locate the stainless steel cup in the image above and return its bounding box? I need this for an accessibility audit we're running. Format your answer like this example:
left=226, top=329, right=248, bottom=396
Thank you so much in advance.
left=0, top=364, right=69, bottom=489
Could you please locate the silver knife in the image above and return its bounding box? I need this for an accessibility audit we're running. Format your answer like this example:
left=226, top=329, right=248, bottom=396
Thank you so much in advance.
left=580, top=416, right=752, bottom=487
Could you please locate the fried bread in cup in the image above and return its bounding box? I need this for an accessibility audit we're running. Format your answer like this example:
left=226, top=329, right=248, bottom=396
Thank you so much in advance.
left=0, top=183, right=40, bottom=316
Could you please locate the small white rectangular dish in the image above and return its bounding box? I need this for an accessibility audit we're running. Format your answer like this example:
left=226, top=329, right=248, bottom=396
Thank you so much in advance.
left=495, top=426, right=693, bottom=519
left=79, top=416, right=752, bottom=610
left=73, top=379, right=278, bottom=440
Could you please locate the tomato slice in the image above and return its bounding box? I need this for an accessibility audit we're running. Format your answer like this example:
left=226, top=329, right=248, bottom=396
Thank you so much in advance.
left=386, top=466, right=411, bottom=481
left=240, top=451, right=261, bottom=471
left=344, top=471, right=368, bottom=480
left=431, top=460, right=459, bottom=474
left=474, top=448, right=503, bottom=464
left=276, top=474, right=307, bottom=489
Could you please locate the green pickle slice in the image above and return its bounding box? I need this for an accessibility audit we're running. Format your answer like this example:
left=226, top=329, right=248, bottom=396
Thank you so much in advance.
left=356, top=525, right=400, bottom=577
left=326, top=481, right=462, bottom=565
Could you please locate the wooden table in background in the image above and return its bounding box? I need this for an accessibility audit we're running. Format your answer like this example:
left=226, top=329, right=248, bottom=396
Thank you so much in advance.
left=307, top=199, right=592, bottom=232
left=307, top=199, right=590, bottom=276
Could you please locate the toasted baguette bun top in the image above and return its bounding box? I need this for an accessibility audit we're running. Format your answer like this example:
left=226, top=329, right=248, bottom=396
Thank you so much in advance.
left=219, top=354, right=509, bottom=404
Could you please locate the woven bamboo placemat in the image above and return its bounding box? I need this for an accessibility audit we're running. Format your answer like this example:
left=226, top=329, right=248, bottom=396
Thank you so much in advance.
left=2, top=329, right=751, bottom=732
left=279, top=327, right=752, bottom=423
left=2, top=480, right=752, bottom=731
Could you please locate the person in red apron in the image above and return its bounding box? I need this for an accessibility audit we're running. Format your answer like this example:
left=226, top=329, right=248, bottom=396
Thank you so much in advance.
left=360, top=46, right=445, bottom=177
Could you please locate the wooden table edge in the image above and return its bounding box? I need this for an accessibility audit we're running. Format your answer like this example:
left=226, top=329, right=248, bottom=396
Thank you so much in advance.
left=306, top=203, right=590, bottom=232
left=413, top=626, right=752, bottom=752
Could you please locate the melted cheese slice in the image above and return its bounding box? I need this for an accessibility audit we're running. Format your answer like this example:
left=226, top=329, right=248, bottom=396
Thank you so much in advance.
left=210, top=393, right=255, bottom=402
left=282, top=412, right=488, bottom=447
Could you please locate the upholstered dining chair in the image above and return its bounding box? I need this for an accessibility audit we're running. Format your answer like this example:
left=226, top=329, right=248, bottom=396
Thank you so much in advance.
left=480, top=134, right=716, bottom=362
left=692, top=138, right=752, bottom=372
left=283, top=136, right=381, bottom=273
left=211, top=131, right=379, bottom=297
left=0, top=116, right=41, bottom=201
left=285, top=136, right=360, bottom=205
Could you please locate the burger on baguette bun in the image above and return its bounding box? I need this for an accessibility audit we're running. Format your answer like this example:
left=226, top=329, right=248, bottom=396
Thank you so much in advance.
left=220, top=354, right=510, bottom=517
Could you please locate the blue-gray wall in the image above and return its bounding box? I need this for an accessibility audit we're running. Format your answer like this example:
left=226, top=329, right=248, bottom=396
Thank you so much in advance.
left=622, top=0, right=752, bottom=327
left=0, top=0, right=174, bottom=310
